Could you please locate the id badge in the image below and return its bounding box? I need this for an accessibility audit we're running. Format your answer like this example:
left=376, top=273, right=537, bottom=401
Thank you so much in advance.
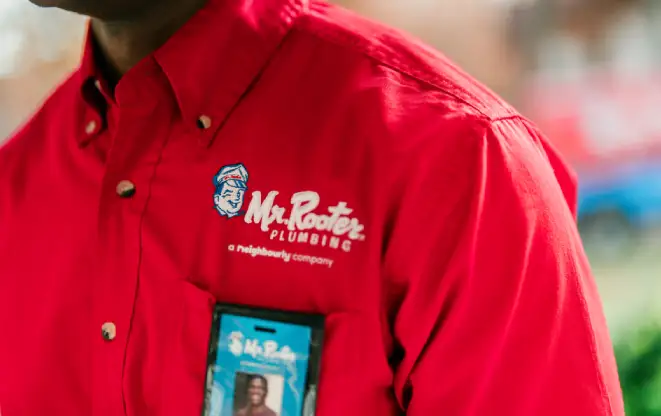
left=203, top=304, right=324, bottom=416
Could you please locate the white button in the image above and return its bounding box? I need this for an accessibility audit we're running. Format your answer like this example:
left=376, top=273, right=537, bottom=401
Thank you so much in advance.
left=101, top=322, right=117, bottom=341
left=85, top=120, right=98, bottom=135
left=197, top=115, right=212, bottom=130
left=94, top=80, right=102, bottom=91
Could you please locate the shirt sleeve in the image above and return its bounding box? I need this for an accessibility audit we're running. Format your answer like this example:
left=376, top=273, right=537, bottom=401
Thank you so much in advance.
left=383, top=116, right=624, bottom=415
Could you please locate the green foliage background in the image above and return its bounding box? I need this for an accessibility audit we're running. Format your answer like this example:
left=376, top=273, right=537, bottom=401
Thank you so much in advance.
left=616, top=324, right=661, bottom=415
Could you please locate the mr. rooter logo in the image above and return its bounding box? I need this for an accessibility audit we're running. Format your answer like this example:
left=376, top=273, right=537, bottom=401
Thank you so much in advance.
left=228, top=331, right=297, bottom=363
left=213, top=163, right=366, bottom=253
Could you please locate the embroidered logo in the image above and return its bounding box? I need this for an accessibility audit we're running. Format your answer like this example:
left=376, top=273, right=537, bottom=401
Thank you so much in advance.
left=214, top=163, right=366, bottom=253
left=213, top=163, right=249, bottom=218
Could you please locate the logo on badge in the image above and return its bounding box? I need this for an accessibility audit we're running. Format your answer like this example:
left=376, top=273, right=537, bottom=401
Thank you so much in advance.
left=227, top=330, right=296, bottom=362
left=228, top=331, right=245, bottom=357
left=213, top=163, right=249, bottom=218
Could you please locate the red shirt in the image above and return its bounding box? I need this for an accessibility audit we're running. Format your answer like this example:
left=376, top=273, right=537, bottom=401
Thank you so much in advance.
left=0, top=0, right=624, bottom=415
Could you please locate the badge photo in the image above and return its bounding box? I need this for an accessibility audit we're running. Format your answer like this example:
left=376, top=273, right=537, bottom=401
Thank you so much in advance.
left=203, top=305, right=324, bottom=416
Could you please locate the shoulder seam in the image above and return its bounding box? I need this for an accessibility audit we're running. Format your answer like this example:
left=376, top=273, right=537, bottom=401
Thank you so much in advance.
left=294, top=12, right=517, bottom=120
left=490, top=115, right=524, bottom=123
left=293, top=25, right=488, bottom=118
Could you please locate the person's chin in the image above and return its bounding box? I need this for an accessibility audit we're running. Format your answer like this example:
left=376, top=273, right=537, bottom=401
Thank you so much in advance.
left=28, top=0, right=60, bottom=7
left=28, top=0, right=81, bottom=11
left=28, top=0, right=99, bottom=16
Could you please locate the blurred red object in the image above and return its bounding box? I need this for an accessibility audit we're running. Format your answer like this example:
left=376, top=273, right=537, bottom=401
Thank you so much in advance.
left=523, top=71, right=661, bottom=170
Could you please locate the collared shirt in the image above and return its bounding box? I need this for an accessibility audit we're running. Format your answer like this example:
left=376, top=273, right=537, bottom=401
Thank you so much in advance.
left=0, top=1, right=624, bottom=415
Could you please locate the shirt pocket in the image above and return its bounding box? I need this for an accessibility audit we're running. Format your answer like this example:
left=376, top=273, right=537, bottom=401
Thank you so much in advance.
left=316, top=311, right=396, bottom=414
left=161, top=279, right=216, bottom=416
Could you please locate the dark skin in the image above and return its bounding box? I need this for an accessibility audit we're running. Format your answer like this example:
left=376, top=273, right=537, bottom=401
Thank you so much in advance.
left=235, top=377, right=276, bottom=416
left=28, top=0, right=209, bottom=85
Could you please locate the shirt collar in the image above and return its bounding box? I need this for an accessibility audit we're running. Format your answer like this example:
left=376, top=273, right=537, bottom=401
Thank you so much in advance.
left=76, top=0, right=309, bottom=146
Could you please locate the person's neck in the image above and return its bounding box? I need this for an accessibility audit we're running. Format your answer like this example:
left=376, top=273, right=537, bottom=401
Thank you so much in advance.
left=91, top=0, right=208, bottom=86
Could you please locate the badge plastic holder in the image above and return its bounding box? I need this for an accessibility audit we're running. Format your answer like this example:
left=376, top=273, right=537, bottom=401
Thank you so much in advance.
left=202, top=304, right=324, bottom=416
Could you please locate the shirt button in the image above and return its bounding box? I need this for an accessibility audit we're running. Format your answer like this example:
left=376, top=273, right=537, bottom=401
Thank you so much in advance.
left=94, top=79, right=102, bottom=91
left=101, top=322, right=117, bottom=341
left=85, top=120, right=98, bottom=135
left=197, top=115, right=212, bottom=129
left=116, top=180, right=136, bottom=198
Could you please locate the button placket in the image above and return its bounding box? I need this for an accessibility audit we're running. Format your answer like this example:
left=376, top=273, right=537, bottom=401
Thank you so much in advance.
left=91, top=85, right=180, bottom=411
left=92, top=117, right=154, bottom=415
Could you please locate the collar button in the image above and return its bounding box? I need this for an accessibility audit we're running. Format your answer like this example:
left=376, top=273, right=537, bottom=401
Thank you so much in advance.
left=197, top=115, right=212, bottom=130
left=116, top=180, right=136, bottom=198
left=85, top=120, right=98, bottom=135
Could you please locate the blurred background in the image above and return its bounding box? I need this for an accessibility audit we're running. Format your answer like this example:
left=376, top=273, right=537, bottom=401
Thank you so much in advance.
left=1, top=0, right=660, bottom=412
